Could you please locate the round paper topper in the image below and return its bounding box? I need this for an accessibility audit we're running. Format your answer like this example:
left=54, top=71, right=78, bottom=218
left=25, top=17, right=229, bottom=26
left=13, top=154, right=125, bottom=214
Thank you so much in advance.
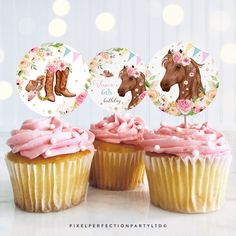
left=88, top=48, right=147, bottom=113
left=16, top=42, right=91, bottom=116
left=147, top=42, right=219, bottom=116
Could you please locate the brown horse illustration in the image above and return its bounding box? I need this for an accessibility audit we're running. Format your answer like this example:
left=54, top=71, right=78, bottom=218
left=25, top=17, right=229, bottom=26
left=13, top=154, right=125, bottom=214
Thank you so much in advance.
left=160, top=49, right=205, bottom=101
left=118, top=65, right=146, bottom=109
left=25, top=68, right=75, bottom=102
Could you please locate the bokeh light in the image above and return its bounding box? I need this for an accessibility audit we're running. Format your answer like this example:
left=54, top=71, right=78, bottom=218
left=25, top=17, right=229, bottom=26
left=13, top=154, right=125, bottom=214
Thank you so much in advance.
left=0, top=81, right=13, bottom=100
left=95, top=12, right=116, bottom=32
left=48, top=18, right=67, bottom=37
left=53, top=0, right=70, bottom=16
left=221, top=43, right=236, bottom=64
left=162, top=4, right=184, bottom=26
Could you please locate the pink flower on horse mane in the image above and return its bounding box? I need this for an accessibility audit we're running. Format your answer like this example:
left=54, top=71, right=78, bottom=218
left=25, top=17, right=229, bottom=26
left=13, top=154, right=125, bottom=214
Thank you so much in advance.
left=176, top=99, right=193, bottom=114
left=56, top=60, right=67, bottom=71
left=139, top=91, right=147, bottom=100
left=76, top=91, right=88, bottom=105
left=172, top=52, right=182, bottom=64
left=182, top=57, right=191, bottom=66
left=127, top=66, right=140, bottom=78
left=172, top=51, right=191, bottom=66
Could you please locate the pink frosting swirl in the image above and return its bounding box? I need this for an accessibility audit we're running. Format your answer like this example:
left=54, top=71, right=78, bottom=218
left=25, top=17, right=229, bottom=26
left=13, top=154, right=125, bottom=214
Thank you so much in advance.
left=141, top=122, right=231, bottom=157
left=90, top=113, right=145, bottom=144
left=7, top=117, right=95, bottom=159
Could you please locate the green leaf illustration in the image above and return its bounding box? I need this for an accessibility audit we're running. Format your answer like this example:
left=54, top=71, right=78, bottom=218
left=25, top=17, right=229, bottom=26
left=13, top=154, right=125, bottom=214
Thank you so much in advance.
left=113, top=48, right=124, bottom=52
left=148, top=75, right=156, bottom=81
left=18, top=70, right=23, bottom=76
left=145, top=80, right=150, bottom=88
left=52, top=43, right=64, bottom=48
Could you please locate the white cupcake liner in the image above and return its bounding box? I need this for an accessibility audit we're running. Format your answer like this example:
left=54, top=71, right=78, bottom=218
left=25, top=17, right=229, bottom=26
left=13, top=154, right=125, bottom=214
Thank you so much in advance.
left=145, top=154, right=231, bottom=213
left=90, top=149, right=145, bottom=190
left=5, top=153, right=93, bottom=212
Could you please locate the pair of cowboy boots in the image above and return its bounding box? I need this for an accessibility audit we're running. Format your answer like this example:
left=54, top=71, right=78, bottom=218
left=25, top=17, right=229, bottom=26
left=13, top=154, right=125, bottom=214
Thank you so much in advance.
left=45, top=68, right=76, bottom=102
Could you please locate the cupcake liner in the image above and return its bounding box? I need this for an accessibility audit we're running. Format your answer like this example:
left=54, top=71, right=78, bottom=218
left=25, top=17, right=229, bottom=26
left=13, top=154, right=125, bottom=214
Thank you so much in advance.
left=90, top=150, right=145, bottom=190
left=5, top=152, right=93, bottom=212
left=145, top=154, right=231, bottom=213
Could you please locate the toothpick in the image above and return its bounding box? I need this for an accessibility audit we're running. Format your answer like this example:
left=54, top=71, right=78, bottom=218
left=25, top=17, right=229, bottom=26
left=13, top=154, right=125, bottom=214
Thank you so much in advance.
left=184, top=115, right=188, bottom=128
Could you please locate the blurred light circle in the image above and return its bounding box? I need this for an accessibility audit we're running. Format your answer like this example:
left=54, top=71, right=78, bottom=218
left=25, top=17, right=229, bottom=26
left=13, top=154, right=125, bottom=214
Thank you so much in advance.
left=48, top=18, right=67, bottom=37
left=95, top=12, right=115, bottom=32
left=209, top=11, right=231, bottom=32
left=53, top=0, right=70, bottom=16
left=18, top=17, right=35, bottom=35
left=221, top=43, right=236, bottom=64
left=162, top=4, right=184, bottom=26
left=0, top=48, right=5, bottom=63
left=0, top=81, right=13, bottom=100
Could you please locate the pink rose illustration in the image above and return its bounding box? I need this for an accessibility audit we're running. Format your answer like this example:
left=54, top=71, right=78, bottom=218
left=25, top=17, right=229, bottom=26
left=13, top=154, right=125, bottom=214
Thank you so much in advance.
left=76, top=91, right=87, bottom=105
left=176, top=99, right=193, bottom=114
left=56, top=60, right=67, bottom=71
left=172, top=52, right=182, bottom=64
left=46, top=62, right=55, bottom=73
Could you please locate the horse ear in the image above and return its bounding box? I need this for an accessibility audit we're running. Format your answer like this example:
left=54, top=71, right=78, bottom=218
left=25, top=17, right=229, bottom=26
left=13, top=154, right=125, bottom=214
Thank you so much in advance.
left=140, top=72, right=145, bottom=80
left=168, top=49, right=171, bottom=54
left=123, top=65, right=126, bottom=69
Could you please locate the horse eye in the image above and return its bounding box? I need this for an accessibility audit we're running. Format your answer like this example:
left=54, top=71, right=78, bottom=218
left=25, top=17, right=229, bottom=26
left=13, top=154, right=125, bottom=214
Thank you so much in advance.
left=176, top=64, right=181, bottom=69
left=129, top=77, right=133, bottom=80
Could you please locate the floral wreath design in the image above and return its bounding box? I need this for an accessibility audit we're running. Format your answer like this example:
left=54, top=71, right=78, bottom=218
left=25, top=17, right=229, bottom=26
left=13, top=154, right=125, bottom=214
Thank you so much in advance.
left=146, top=43, right=219, bottom=116
left=16, top=42, right=91, bottom=116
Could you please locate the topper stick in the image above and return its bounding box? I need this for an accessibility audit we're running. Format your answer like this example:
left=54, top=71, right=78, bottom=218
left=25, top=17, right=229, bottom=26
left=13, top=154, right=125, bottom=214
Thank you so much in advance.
left=184, top=115, right=188, bottom=128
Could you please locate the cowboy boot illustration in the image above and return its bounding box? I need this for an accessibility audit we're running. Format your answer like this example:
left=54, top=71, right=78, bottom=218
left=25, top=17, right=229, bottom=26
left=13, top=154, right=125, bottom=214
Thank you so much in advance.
left=55, top=68, right=76, bottom=97
left=45, top=70, right=55, bottom=102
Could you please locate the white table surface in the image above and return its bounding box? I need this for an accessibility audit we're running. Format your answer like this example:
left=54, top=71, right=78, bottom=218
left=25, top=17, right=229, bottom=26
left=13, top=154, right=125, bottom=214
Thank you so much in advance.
left=0, top=132, right=236, bottom=236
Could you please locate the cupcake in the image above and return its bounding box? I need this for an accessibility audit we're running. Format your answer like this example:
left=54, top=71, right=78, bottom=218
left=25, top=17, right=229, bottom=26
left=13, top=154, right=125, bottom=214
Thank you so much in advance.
left=141, top=122, right=232, bottom=213
left=89, top=113, right=145, bottom=190
left=6, top=117, right=95, bottom=212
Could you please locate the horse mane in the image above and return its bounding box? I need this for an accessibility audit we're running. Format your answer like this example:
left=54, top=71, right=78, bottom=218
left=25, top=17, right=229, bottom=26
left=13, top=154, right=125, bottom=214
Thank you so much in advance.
left=187, top=58, right=205, bottom=97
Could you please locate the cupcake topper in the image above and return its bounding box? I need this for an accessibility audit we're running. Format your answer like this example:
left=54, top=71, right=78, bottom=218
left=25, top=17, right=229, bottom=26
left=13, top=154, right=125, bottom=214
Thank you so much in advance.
left=147, top=42, right=219, bottom=127
left=88, top=48, right=147, bottom=114
left=16, top=42, right=91, bottom=116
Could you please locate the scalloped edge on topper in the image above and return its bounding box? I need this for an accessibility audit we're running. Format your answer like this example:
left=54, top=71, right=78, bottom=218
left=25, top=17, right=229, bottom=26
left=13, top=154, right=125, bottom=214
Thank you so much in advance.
left=88, top=48, right=148, bottom=114
left=16, top=42, right=91, bottom=117
left=146, top=42, right=219, bottom=116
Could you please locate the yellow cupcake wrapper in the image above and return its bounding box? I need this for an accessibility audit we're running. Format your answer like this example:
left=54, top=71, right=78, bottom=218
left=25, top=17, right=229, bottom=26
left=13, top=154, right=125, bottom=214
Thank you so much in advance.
left=145, top=154, right=231, bottom=213
left=90, top=150, right=145, bottom=190
left=5, top=152, right=93, bottom=213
